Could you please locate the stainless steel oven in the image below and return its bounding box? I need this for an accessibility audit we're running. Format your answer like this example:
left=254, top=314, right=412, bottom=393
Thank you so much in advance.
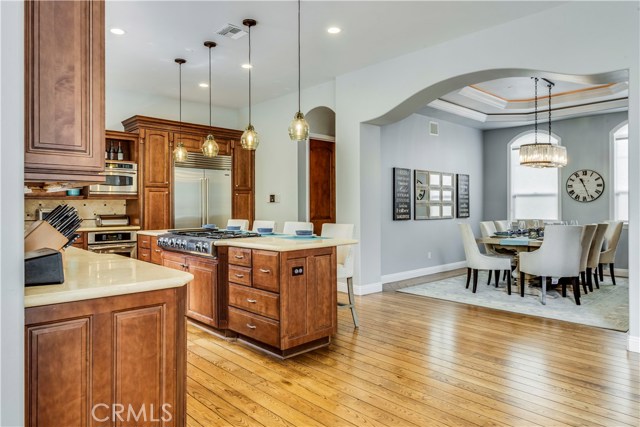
left=87, top=230, right=137, bottom=258
left=89, top=161, right=138, bottom=195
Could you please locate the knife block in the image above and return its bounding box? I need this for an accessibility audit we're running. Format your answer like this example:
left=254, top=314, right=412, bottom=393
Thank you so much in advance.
left=24, top=221, right=68, bottom=252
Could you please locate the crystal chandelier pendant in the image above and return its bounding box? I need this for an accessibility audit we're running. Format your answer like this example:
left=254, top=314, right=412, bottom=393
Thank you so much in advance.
left=241, top=124, right=259, bottom=150
left=519, top=143, right=567, bottom=168
left=288, top=111, right=309, bottom=142
left=202, top=134, right=219, bottom=157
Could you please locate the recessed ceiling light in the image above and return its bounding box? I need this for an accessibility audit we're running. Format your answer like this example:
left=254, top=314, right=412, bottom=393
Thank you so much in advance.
left=110, top=28, right=126, bottom=35
left=199, top=83, right=209, bottom=88
left=327, top=27, right=341, bottom=34
left=241, top=63, right=252, bottom=69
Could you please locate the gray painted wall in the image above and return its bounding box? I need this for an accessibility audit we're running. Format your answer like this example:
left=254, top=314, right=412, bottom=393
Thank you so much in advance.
left=380, top=114, right=483, bottom=275
left=483, top=111, right=629, bottom=268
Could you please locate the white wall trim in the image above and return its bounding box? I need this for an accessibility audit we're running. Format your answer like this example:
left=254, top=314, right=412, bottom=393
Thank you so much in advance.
left=628, top=335, right=640, bottom=353
left=381, top=261, right=467, bottom=284
left=338, top=280, right=383, bottom=295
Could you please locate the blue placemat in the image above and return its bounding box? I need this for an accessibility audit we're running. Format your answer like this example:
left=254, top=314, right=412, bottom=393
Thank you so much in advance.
left=277, top=235, right=331, bottom=240
left=500, top=238, right=530, bottom=246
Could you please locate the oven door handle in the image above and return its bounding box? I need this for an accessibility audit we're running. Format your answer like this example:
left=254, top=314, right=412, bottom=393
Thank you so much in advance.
left=89, top=243, right=136, bottom=251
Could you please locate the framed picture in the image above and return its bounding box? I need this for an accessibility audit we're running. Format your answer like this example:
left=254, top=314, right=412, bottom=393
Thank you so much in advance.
left=456, top=174, right=470, bottom=218
left=441, top=173, right=454, bottom=187
left=415, top=203, right=428, bottom=220
left=429, top=172, right=441, bottom=186
left=429, top=189, right=441, bottom=202
left=392, top=167, right=411, bottom=220
left=442, top=189, right=453, bottom=202
left=414, top=170, right=429, bottom=220
left=442, top=204, right=454, bottom=218
left=429, top=205, right=441, bottom=218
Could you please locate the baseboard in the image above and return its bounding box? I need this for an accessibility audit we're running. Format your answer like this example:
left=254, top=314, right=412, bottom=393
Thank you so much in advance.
left=338, top=280, right=383, bottom=296
left=613, top=268, right=629, bottom=278
left=381, top=261, right=467, bottom=284
left=628, top=335, right=640, bottom=353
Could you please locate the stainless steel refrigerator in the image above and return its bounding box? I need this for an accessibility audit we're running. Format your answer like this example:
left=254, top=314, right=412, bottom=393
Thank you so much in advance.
left=173, top=153, right=232, bottom=229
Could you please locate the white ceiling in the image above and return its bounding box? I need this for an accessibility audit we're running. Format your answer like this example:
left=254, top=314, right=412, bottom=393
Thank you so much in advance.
left=106, top=1, right=563, bottom=110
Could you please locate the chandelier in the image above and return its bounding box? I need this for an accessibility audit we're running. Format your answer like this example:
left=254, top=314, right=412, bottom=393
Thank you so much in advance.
left=519, top=77, right=567, bottom=168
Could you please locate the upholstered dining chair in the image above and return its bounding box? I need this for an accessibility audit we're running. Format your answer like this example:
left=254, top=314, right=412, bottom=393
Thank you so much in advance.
left=480, top=221, right=514, bottom=285
left=282, top=221, right=314, bottom=235
left=578, top=224, right=597, bottom=295
left=519, top=225, right=583, bottom=305
left=321, top=223, right=358, bottom=328
left=599, top=221, right=624, bottom=286
left=459, top=224, right=512, bottom=294
left=251, top=220, right=276, bottom=232
left=226, top=219, right=249, bottom=231
left=586, top=223, right=608, bottom=291
left=494, top=220, right=510, bottom=232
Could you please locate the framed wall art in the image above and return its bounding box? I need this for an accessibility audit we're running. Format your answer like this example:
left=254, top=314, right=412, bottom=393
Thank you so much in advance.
left=393, top=167, right=411, bottom=220
left=456, top=173, right=470, bottom=218
left=415, top=169, right=456, bottom=220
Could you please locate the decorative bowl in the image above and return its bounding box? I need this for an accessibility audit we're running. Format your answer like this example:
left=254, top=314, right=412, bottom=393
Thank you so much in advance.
left=295, top=229, right=313, bottom=236
left=227, top=225, right=241, bottom=231
left=257, top=227, right=273, bottom=234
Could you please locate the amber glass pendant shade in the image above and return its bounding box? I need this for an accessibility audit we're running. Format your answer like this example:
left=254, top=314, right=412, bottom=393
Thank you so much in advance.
left=202, top=134, right=219, bottom=157
left=241, top=124, right=259, bottom=150
left=173, top=142, right=188, bottom=162
left=288, top=111, right=309, bottom=142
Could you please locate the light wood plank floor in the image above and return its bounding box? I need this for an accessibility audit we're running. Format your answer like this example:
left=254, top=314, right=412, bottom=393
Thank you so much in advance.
left=186, top=291, right=639, bottom=427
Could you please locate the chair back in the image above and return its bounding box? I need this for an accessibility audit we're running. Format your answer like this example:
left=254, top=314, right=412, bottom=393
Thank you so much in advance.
left=579, top=224, right=597, bottom=271
left=521, top=225, right=583, bottom=277
left=282, top=221, right=314, bottom=235
left=587, top=223, right=608, bottom=269
left=494, top=220, right=510, bottom=232
left=226, top=219, right=249, bottom=231
left=458, top=224, right=483, bottom=266
left=321, top=223, right=355, bottom=277
left=480, top=221, right=497, bottom=254
left=601, top=221, right=624, bottom=262
left=252, top=220, right=276, bottom=232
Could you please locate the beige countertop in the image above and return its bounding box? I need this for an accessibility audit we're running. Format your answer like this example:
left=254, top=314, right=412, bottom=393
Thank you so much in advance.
left=214, top=236, right=357, bottom=252
left=25, top=247, right=193, bottom=308
left=77, top=225, right=141, bottom=232
left=137, top=229, right=168, bottom=237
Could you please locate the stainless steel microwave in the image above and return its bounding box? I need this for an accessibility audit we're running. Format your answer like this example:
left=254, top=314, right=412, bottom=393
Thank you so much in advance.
left=89, top=161, right=138, bottom=195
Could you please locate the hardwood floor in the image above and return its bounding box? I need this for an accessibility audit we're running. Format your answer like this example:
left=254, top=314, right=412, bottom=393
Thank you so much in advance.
left=186, top=291, right=639, bottom=426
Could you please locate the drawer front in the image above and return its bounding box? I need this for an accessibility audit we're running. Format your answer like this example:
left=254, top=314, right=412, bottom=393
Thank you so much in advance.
left=229, top=283, right=279, bottom=320
left=138, top=235, right=151, bottom=249
left=138, top=248, right=151, bottom=262
left=150, top=237, right=162, bottom=265
left=228, top=265, right=252, bottom=286
left=252, top=250, right=279, bottom=292
left=229, top=307, right=279, bottom=348
left=229, top=247, right=251, bottom=267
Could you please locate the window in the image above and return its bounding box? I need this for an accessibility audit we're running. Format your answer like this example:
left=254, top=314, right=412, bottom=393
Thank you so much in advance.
left=612, top=123, right=628, bottom=222
left=509, top=132, right=560, bottom=220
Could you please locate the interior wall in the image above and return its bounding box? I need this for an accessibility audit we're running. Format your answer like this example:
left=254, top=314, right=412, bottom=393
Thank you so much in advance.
left=483, top=111, right=629, bottom=268
left=380, top=114, right=483, bottom=276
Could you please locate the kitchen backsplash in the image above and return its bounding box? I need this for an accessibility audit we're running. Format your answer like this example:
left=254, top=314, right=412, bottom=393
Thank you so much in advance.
left=25, top=199, right=127, bottom=229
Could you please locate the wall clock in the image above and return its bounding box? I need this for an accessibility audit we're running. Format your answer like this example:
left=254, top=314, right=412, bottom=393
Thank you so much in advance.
left=566, top=169, right=605, bottom=202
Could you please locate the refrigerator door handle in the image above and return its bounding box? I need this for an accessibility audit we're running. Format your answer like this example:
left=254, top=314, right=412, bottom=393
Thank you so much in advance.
left=204, top=178, right=210, bottom=225
left=200, top=178, right=206, bottom=226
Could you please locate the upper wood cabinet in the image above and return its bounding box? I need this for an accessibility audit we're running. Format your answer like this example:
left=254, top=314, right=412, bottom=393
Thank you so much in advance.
left=232, top=140, right=255, bottom=191
left=142, top=129, right=171, bottom=187
left=25, top=0, right=106, bottom=183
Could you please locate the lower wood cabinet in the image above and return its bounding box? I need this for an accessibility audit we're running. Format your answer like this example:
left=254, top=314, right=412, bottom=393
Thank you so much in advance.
left=144, top=188, right=171, bottom=231
left=25, top=287, right=186, bottom=426
left=137, top=234, right=162, bottom=264
left=162, top=251, right=226, bottom=329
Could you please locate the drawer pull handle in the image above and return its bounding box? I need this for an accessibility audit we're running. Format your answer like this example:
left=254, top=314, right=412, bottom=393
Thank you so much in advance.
left=259, top=268, right=270, bottom=273
left=246, top=324, right=257, bottom=329
left=235, top=274, right=244, bottom=278
left=246, top=298, right=257, bottom=303
left=154, top=249, right=162, bottom=253
left=234, top=255, right=244, bottom=259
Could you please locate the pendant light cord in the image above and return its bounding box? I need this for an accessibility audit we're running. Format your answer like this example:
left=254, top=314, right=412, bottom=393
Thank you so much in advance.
left=179, top=61, right=182, bottom=142
left=533, top=77, right=538, bottom=145
left=248, top=25, right=252, bottom=126
left=298, top=0, right=301, bottom=113
left=209, top=46, right=212, bottom=127
left=548, top=82, right=552, bottom=144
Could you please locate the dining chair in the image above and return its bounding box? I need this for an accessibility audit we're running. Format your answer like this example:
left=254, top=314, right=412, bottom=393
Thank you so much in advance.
left=586, top=223, right=608, bottom=291
left=598, top=221, right=624, bottom=286
left=458, top=224, right=512, bottom=294
left=251, top=220, right=276, bottom=232
left=320, top=223, right=358, bottom=328
left=226, top=219, right=249, bottom=231
left=480, top=221, right=514, bottom=285
left=494, top=220, right=510, bottom=232
left=519, top=225, right=583, bottom=305
left=578, top=224, right=597, bottom=295
left=282, top=221, right=314, bottom=235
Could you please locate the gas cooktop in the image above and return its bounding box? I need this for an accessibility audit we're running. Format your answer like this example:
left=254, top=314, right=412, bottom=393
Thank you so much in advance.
left=157, top=228, right=261, bottom=257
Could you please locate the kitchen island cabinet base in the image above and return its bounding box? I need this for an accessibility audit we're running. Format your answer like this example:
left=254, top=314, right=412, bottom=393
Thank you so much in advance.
left=232, top=334, right=332, bottom=360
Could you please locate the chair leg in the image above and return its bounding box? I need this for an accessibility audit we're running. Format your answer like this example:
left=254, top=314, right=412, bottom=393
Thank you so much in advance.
left=466, top=268, right=471, bottom=289
left=487, top=270, right=492, bottom=286
left=519, top=272, right=525, bottom=297
left=506, top=271, right=512, bottom=295
left=494, top=269, right=499, bottom=288
left=610, top=263, right=616, bottom=286
left=345, top=277, right=359, bottom=328
left=562, top=282, right=567, bottom=298
left=503, top=270, right=508, bottom=281
left=598, top=263, right=604, bottom=281
left=540, top=276, right=547, bottom=305
left=580, top=272, right=588, bottom=294
left=472, top=269, right=478, bottom=293
left=586, top=268, right=594, bottom=292
left=594, top=270, right=600, bottom=289
left=573, top=277, right=581, bottom=305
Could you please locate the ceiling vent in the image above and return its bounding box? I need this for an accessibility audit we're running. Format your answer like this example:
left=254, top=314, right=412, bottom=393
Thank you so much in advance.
left=216, top=24, right=247, bottom=39
left=429, top=121, right=439, bottom=136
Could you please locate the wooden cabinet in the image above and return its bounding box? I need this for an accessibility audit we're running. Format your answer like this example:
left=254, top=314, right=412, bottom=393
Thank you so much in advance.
left=144, top=188, right=171, bottom=232
left=71, top=231, right=87, bottom=250
left=25, top=0, right=106, bottom=183
left=162, top=251, right=225, bottom=329
left=25, top=287, right=186, bottom=426
left=137, top=234, right=162, bottom=264
left=227, top=246, right=337, bottom=356
left=123, top=116, right=253, bottom=230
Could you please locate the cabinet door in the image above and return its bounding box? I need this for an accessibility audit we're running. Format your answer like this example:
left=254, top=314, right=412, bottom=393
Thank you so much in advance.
left=143, top=130, right=171, bottom=187
left=150, top=236, right=163, bottom=265
left=144, top=187, right=171, bottom=230
left=175, top=132, right=204, bottom=152
left=185, top=256, right=219, bottom=328
left=232, top=141, right=254, bottom=191
left=232, top=191, right=254, bottom=226
left=25, top=0, right=105, bottom=182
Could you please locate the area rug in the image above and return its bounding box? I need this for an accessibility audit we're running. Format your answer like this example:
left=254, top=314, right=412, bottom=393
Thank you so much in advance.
left=398, top=272, right=629, bottom=331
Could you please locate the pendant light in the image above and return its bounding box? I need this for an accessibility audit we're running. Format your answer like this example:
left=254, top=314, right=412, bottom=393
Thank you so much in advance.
left=202, top=41, right=219, bottom=157
left=288, top=0, right=309, bottom=142
left=173, top=58, right=189, bottom=162
left=241, top=19, right=259, bottom=150
left=519, top=77, right=567, bottom=168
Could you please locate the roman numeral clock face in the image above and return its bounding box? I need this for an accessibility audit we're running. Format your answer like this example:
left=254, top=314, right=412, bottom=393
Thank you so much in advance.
left=566, top=169, right=605, bottom=202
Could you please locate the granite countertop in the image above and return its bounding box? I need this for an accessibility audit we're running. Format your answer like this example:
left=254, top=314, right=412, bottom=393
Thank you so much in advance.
left=77, top=225, right=141, bottom=232
left=25, top=247, right=193, bottom=308
left=214, top=236, right=358, bottom=252
left=137, top=229, right=169, bottom=237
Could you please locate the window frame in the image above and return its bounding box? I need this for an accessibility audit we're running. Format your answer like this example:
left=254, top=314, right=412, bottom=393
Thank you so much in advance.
left=610, top=121, right=629, bottom=224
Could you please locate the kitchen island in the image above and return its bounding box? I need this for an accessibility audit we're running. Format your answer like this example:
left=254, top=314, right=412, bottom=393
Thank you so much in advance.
left=138, top=229, right=357, bottom=358
left=25, top=247, right=193, bottom=426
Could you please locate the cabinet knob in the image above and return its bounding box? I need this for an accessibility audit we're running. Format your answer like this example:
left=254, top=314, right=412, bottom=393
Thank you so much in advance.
left=246, top=298, right=257, bottom=303
left=246, top=324, right=257, bottom=329
left=259, top=268, right=270, bottom=273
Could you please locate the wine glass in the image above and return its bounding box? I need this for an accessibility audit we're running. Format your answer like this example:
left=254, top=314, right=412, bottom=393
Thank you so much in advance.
left=570, top=220, right=579, bottom=226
